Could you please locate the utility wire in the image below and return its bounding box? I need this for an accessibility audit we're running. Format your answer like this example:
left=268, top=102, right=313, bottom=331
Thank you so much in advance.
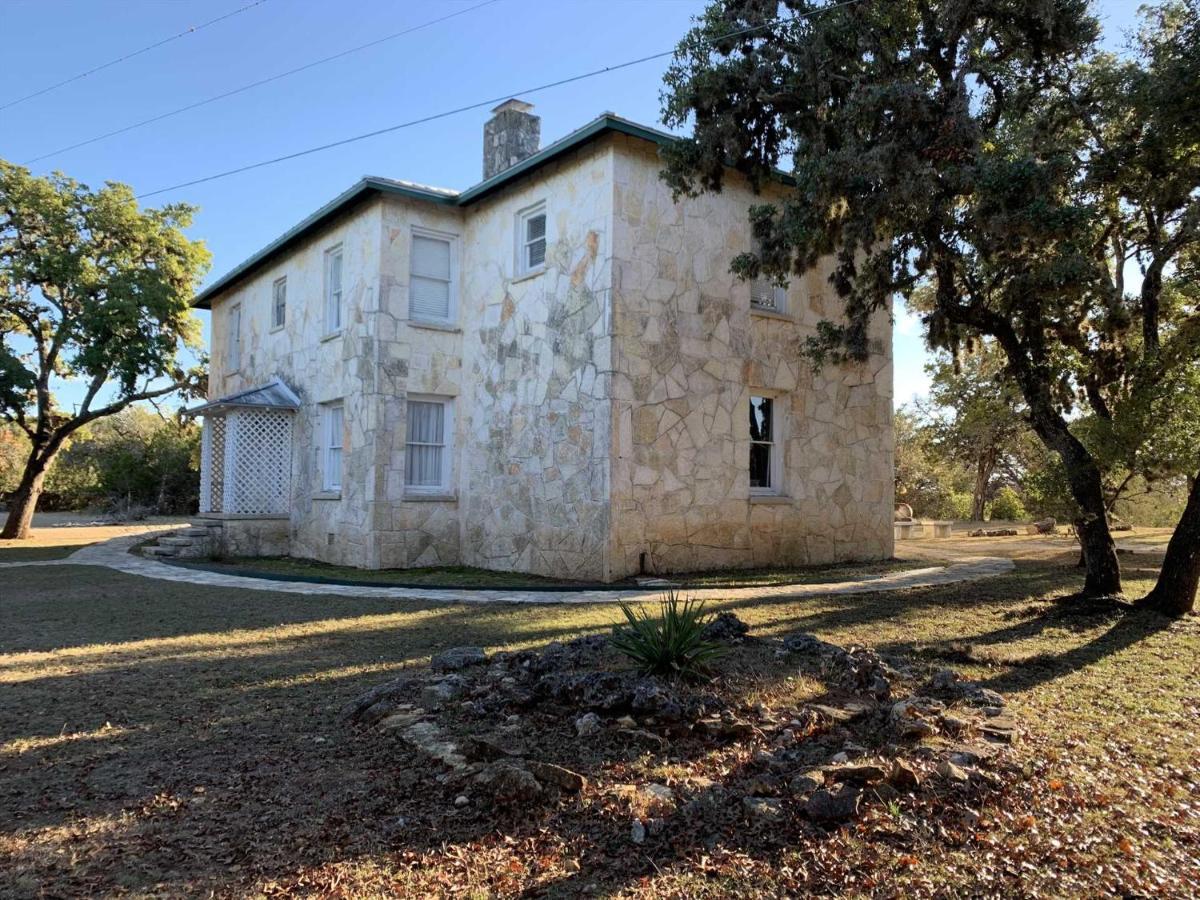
left=24, top=0, right=505, bottom=165
left=0, top=1, right=269, bottom=113
left=136, top=0, right=867, bottom=200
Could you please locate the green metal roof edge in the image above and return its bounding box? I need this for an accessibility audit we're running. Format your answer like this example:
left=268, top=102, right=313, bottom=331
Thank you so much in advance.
left=191, top=115, right=682, bottom=309
left=192, top=177, right=458, bottom=308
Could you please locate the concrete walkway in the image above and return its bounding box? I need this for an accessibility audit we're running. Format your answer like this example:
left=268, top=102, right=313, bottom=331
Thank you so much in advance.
left=1, top=528, right=1016, bottom=605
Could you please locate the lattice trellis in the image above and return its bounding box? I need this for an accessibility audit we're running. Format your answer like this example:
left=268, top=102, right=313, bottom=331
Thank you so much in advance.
left=222, top=408, right=293, bottom=515
left=200, top=416, right=227, bottom=513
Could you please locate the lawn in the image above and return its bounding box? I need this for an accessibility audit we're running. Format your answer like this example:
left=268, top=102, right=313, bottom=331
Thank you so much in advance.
left=1, top=551, right=1197, bottom=896
left=172, top=553, right=926, bottom=590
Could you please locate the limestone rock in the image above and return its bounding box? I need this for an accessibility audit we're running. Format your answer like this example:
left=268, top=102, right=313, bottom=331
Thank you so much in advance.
left=421, top=675, right=467, bottom=709
left=575, top=712, right=602, bottom=737
left=790, top=769, right=825, bottom=795
left=743, top=796, right=785, bottom=820
left=824, top=763, right=887, bottom=785
left=887, top=759, right=922, bottom=790
left=700, top=612, right=750, bottom=643
left=431, top=647, right=488, bottom=672
left=475, top=761, right=543, bottom=803
left=526, top=760, right=587, bottom=793
left=805, top=785, right=862, bottom=821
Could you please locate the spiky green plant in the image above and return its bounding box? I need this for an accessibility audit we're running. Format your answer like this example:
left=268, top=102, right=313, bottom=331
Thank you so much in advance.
left=610, top=591, right=727, bottom=679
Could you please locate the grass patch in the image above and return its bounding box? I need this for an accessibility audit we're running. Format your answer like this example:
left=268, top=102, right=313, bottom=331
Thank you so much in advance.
left=0, top=543, right=90, bottom=562
left=163, top=553, right=928, bottom=590
left=0, top=557, right=1195, bottom=896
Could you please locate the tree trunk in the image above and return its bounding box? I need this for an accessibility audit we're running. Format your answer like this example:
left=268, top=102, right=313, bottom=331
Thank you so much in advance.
left=1026, top=408, right=1122, bottom=597
left=1, top=463, right=48, bottom=539
left=1138, top=469, right=1200, bottom=616
left=972, top=449, right=995, bottom=521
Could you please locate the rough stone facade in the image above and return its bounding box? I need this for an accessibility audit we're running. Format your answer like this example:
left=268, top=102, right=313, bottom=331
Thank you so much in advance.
left=202, top=124, right=892, bottom=581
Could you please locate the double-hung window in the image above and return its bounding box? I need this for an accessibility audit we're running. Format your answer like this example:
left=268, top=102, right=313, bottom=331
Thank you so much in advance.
left=324, top=245, right=344, bottom=334
left=322, top=402, right=344, bottom=492
left=227, top=303, right=242, bottom=371
left=405, top=397, right=453, bottom=494
left=271, top=276, right=287, bottom=329
left=409, top=231, right=456, bottom=325
left=516, top=202, right=547, bottom=276
left=749, top=395, right=782, bottom=494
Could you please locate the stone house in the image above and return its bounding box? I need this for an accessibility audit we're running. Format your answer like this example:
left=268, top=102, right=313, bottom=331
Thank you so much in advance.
left=185, top=100, right=893, bottom=582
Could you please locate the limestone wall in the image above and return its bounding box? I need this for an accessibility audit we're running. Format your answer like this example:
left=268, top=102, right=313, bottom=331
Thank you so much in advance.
left=607, top=135, right=894, bottom=578
left=367, top=140, right=616, bottom=579
left=207, top=200, right=384, bottom=567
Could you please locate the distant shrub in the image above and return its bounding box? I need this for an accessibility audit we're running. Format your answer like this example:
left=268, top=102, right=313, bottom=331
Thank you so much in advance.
left=611, top=591, right=726, bottom=680
left=988, top=486, right=1028, bottom=521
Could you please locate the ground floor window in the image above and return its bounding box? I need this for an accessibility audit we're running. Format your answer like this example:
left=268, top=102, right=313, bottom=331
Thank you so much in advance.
left=405, top=396, right=453, bottom=494
left=322, top=402, right=344, bottom=491
left=749, top=394, right=781, bottom=494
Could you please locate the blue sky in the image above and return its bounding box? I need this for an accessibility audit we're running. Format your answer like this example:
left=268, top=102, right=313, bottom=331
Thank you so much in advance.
left=2, top=0, right=1143, bottom=412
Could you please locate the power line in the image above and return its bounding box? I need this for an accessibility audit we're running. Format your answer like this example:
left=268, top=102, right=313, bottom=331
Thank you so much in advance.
left=23, top=0, right=505, bottom=165
left=0, top=1, right=269, bottom=113
left=136, top=0, right=867, bottom=201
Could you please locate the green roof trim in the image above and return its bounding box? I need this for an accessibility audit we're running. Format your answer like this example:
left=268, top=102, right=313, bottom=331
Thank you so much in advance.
left=192, top=115, right=684, bottom=309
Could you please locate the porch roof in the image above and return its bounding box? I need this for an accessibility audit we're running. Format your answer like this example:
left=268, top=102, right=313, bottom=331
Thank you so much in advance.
left=185, top=378, right=301, bottom=416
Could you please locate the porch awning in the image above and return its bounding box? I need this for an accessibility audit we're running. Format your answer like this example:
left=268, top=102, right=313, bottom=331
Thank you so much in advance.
left=185, top=378, right=301, bottom=417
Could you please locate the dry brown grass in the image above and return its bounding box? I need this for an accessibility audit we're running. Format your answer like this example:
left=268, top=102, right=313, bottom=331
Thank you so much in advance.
left=1, top=545, right=1196, bottom=897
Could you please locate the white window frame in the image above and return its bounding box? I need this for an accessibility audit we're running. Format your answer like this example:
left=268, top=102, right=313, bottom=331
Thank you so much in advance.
left=271, top=276, right=287, bottom=331
left=324, top=244, right=344, bottom=335
left=408, top=227, right=459, bottom=326
left=515, top=201, right=547, bottom=277
left=404, top=395, right=454, bottom=496
left=227, top=303, right=241, bottom=372
left=321, top=401, right=344, bottom=492
left=748, top=393, right=784, bottom=496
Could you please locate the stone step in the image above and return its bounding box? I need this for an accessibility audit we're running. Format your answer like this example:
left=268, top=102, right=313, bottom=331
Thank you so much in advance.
left=158, top=536, right=198, bottom=547
left=180, top=527, right=214, bottom=538
left=143, top=545, right=178, bottom=557
left=190, top=518, right=224, bottom=529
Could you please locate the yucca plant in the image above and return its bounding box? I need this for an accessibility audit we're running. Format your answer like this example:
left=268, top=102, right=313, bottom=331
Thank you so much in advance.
left=610, top=591, right=727, bottom=679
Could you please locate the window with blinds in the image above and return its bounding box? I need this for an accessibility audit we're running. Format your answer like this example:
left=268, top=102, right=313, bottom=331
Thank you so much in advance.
left=410, top=232, right=455, bottom=323
left=517, top=202, right=547, bottom=276
left=325, top=245, right=343, bottom=334
left=323, top=402, right=344, bottom=491
left=405, top=397, right=453, bottom=494
left=272, top=276, right=287, bottom=329
left=750, top=277, right=787, bottom=313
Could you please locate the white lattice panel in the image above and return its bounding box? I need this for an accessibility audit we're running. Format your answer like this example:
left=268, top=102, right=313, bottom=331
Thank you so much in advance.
left=226, top=408, right=293, bottom=515
left=202, top=416, right=227, bottom=513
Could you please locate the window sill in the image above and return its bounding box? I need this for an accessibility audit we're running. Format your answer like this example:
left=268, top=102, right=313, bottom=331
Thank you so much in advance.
left=320, top=330, right=343, bottom=343
left=313, top=491, right=342, bottom=501
left=512, top=266, right=546, bottom=284
left=269, top=324, right=285, bottom=334
left=749, top=493, right=791, bottom=505
left=407, top=319, right=461, bottom=334
left=750, top=307, right=793, bottom=322
left=402, top=492, right=457, bottom=503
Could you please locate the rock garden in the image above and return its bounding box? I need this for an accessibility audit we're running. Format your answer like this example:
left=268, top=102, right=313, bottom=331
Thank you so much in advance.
left=342, top=599, right=1025, bottom=861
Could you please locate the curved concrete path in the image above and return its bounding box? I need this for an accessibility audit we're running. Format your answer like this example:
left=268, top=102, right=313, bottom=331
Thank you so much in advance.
left=2, top=529, right=1015, bottom=605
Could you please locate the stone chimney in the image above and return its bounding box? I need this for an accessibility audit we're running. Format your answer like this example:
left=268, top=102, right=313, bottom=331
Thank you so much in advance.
left=483, top=99, right=540, bottom=180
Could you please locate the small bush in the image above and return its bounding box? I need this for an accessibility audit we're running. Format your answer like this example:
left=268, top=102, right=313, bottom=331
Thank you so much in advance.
left=611, top=591, right=727, bottom=679
left=988, top=486, right=1028, bottom=521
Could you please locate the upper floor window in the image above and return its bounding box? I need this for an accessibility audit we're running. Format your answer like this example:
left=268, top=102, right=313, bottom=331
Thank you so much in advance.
left=324, top=244, right=344, bottom=334
left=409, top=231, right=457, bottom=325
left=749, top=394, right=782, bottom=494
left=516, top=202, right=547, bottom=277
left=750, top=276, right=788, bottom=314
left=322, top=401, right=344, bottom=491
left=272, top=276, right=287, bottom=330
left=227, top=303, right=242, bottom=371
left=405, top=396, right=453, bottom=495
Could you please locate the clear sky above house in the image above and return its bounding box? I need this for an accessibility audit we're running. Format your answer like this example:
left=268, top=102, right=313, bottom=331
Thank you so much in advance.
left=2, top=0, right=1142, bottom=412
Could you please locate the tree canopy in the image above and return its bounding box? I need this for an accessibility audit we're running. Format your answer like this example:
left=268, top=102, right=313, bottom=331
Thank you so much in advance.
left=0, top=161, right=210, bottom=537
left=661, top=0, right=1200, bottom=612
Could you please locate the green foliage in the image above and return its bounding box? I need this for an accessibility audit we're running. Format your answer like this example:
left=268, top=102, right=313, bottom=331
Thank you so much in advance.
left=0, top=160, right=210, bottom=535
left=611, top=591, right=727, bottom=679
left=988, top=486, right=1028, bottom=522
left=0, top=408, right=199, bottom=514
